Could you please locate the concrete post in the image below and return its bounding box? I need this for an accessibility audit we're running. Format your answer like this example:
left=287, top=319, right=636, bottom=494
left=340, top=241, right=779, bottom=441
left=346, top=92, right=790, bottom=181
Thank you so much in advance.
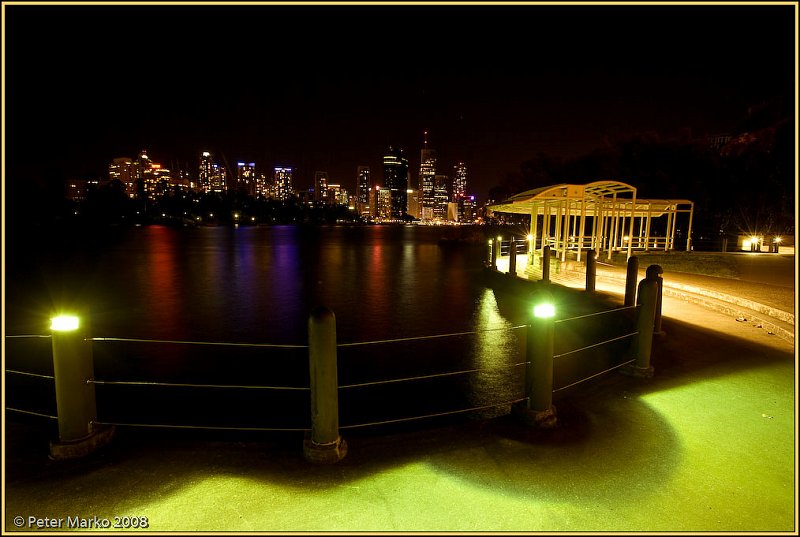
left=304, top=306, right=347, bottom=463
left=621, top=279, right=658, bottom=378
left=646, top=264, right=665, bottom=335
left=513, top=292, right=557, bottom=428
left=584, top=248, right=596, bottom=292
left=541, top=245, right=551, bottom=283
left=490, top=238, right=498, bottom=270
left=508, top=237, right=517, bottom=276
left=624, top=255, right=639, bottom=307
left=49, top=312, right=115, bottom=460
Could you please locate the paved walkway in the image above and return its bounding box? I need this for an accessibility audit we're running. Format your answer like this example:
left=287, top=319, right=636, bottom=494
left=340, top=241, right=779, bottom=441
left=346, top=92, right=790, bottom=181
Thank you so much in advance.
left=4, top=254, right=797, bottom=533
left=500, top=252, right=796, bottom=341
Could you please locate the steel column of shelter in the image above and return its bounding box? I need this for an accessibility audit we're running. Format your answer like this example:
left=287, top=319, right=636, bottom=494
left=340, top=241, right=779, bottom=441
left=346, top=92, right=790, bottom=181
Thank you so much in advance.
left=577, top=197, right=587, bottom=263
left=610, top=193, right=618, bottom=260
left=529, top=206, right=539, bottom=267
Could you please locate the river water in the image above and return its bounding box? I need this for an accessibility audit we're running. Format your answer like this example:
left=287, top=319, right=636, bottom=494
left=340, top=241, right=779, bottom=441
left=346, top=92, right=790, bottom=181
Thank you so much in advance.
left=6, top=224, right=538, bottom=430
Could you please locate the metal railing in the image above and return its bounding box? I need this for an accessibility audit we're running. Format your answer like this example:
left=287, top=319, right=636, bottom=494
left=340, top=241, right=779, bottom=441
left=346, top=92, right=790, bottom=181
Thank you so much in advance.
left=6, top=271, right=661, bottom=462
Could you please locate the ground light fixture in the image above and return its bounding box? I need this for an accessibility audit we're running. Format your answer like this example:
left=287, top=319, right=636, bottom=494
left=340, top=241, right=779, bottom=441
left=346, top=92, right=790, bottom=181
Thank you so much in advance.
left=50, top=315, right=80, bottom=331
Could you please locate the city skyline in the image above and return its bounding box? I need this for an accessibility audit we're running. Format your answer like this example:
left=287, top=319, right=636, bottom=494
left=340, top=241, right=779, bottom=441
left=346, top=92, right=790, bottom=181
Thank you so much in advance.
left=4, top=3, right=795, bottom=207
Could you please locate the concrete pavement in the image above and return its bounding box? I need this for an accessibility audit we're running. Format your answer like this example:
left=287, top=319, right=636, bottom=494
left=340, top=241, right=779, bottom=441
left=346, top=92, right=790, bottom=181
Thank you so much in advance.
left=504, top=251, right=796, bottom=342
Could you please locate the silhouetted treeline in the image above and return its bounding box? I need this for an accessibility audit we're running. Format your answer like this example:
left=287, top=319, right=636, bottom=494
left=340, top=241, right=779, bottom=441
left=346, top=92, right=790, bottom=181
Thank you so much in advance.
left=489, top=97, right=794, bottom=241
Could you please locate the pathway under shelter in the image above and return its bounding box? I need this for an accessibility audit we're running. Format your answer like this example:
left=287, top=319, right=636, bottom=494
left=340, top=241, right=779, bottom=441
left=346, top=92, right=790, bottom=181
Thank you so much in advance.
left=488, top=180, right=694, bottom=263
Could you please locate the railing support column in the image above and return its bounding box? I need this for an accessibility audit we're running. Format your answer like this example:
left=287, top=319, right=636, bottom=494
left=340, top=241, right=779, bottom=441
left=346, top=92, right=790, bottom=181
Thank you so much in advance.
left=489, top=238, right=498, bottom=270
left=508, top=237, right=517, bottom=276
left=49, top=312, right=115, bottom=460
left=646, top=264, right=665, bottom=335
left=541, top=245, right=551, bottom=283
left=584, top=248, right=596, bottom=292
left=621, top=278, right=658, bottom=378
left=304, top=306, right=347, bottom=463
left=624, top=255, right=639, bottom=307
left=513, top=292, right=557, bottom=428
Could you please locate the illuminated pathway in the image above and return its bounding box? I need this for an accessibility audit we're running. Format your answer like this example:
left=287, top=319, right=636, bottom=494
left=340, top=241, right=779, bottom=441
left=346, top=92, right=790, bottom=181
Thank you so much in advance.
left=4, top=258, right=796, bottom=532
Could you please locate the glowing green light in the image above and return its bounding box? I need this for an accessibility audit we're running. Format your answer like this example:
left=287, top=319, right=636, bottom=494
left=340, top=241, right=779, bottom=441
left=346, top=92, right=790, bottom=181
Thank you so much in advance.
left=533, top=303, right=555, bottom=318
left=51, top=315, right=80, bottom=331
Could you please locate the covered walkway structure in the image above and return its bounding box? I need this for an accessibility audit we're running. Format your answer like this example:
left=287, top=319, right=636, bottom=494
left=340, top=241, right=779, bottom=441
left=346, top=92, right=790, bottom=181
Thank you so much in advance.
left=488, top=181, right=695, bottom=263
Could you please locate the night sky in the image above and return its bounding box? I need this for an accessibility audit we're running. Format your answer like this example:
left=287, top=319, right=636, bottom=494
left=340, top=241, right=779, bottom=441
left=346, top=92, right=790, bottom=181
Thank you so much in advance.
left=3, top=2, right=795, bottom=202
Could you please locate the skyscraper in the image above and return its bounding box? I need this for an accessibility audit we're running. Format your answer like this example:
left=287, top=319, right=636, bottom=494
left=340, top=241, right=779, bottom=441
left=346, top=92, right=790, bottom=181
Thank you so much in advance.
left=452, top=161, right=467, bottom=201
left=419, top=131, right=437, bottom=220
left=199, top=151, right=213, bottom=193
left=434, top=174, right=449, bottom=219
left=274, top=167, right=293, bottom=200
left=199, top=151, right=225, bottom=193
left=108, top=157, right=136, bottom=198
left=356, top=166, right=371, bottom=216
left=237, top=162, right=256, bottom=196
left=383, top=146, right=409, bottom=219
left=314, top=171, right=329, bottom=204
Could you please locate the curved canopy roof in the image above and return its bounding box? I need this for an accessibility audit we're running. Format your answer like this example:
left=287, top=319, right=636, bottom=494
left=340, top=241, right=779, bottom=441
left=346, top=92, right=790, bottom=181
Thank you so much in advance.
left=489, top=180, right=692, bottom=217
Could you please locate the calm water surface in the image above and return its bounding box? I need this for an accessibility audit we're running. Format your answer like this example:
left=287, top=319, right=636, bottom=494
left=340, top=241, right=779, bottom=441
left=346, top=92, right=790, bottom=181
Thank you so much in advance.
left=6, top=224, right=530, bottom=428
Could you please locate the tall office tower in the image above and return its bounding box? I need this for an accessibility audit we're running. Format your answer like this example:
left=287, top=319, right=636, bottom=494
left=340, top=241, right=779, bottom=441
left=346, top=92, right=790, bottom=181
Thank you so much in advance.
left=452, top=162, right=467, bottom=201
left=237, top=162, right=257, bottom=196
left=256, top=173, right=269, bottom=197
left=199, top=151, right=214, bottom=193
left=210, top=163, right=227, bottom=193
left=109, top=157, right=136, bottom=198
left=461, top=195, right=477, bottom=222
left=133, top=150, right=153, bottom=200
left=383, top=146, right=409, bottom=219
left=274, top=167, right=293, bottom=200
left=327, top=184, right=349, bottom=205
left=314, top=171, right=329, bottom=203
left=356, top=166, right=371, bottom=215
left=418, top=131, right=437, bottom=220
left=376, top=186, right=393, bottom=219
left=406, top=188, right=421, bottom=219
left=434, top=174, right=449, bottom=219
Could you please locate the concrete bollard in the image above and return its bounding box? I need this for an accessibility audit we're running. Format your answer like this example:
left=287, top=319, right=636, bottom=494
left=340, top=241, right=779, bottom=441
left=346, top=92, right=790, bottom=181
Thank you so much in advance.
left=624, top=256, right=639, bottom=307
left=646, top=264, right=665, bottom=335
left=508, top=237, right=517, bottom=276
left=49, top=312, right=115, bottom=460
left=584, top=248, right=596, bottom=292
left=621, top=278, right=658, bottom=378
left=541, top=245, right=551, bottom=283
left=304, top=306, right=347, bottom=463
left=513, top=291, right=557, bottom=428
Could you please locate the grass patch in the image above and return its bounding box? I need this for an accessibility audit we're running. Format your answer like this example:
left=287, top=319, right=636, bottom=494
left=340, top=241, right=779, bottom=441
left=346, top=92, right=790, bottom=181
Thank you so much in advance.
left=608, top=252, right=741, bottom=278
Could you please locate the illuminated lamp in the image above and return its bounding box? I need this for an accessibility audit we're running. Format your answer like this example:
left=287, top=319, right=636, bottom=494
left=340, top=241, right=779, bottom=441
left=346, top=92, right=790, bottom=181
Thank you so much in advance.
left=51, top=315, right=79, bottom=332
left=533, top=303, right=556, bottom=318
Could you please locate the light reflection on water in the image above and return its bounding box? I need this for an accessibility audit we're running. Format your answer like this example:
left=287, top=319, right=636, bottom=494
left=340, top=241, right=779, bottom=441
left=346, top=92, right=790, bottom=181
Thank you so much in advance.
left=6, top=224, right=530, bottom=426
